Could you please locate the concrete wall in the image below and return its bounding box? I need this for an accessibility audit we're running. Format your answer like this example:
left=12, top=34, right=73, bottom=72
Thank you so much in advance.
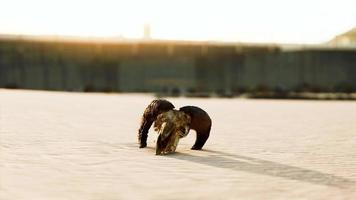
left=240, top=50, right=356, bottom=92
left=1, top=38, right=355, bottom=94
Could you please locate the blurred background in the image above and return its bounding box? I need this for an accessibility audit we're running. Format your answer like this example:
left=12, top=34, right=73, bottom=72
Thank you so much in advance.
left=1, top=0, right=355, bottom=99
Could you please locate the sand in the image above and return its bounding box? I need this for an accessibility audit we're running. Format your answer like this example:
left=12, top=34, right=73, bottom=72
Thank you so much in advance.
left=1, top=89, right=356, bottom=200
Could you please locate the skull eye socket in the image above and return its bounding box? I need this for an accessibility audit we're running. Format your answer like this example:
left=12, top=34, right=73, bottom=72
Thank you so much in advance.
left=178, top=125, right=190, bottom=138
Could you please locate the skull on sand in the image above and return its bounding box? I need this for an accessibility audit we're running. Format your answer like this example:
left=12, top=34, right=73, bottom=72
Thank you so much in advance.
left=154, top=110, right=191, bottom=155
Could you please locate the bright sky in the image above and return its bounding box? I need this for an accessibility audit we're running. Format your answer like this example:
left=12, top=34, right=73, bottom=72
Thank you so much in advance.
left=0, top=0, right=355, bottom=44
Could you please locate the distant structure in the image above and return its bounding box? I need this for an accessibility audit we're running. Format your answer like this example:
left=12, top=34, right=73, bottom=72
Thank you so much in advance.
left=328, top=27, right=356, bottom=46
left=143, top=23, right=151, bottom=40
left=0, top=35, right=356, bottom=96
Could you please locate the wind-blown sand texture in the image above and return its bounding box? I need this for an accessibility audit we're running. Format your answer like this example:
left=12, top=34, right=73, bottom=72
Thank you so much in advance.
left=1, top=89, right=356, bottom=200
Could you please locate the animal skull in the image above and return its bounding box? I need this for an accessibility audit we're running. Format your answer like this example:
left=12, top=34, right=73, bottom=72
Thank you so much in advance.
left=154, top=110, right=191, bottom=155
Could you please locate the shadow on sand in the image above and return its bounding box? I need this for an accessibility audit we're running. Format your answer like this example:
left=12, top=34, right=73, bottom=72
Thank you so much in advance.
left=168, top=149, right=355, bottom=189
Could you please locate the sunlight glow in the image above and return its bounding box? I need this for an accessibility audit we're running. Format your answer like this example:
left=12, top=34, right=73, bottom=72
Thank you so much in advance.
left=0, top=0, right=355, bottom=43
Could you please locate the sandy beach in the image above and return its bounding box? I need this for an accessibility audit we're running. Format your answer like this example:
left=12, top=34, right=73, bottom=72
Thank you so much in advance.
left=1, top=89, right=356, bottom=200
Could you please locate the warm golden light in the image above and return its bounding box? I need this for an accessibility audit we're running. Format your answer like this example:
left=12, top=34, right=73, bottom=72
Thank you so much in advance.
left=0, top=0, right=355, bottom=43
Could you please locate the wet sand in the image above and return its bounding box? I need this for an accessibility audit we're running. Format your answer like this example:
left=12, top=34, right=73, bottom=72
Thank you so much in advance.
left=1, top=89, right=356, bottom=199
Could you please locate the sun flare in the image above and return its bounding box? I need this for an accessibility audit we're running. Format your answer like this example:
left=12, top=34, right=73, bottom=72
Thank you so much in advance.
left=0, top=0, right=355, bottom=43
